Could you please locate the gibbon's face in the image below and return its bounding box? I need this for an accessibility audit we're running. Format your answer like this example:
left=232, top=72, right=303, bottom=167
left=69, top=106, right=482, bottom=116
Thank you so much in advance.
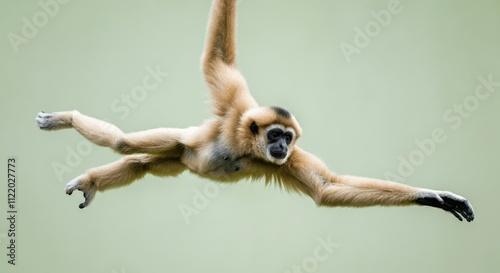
left=264, top=124, right=296, bottom=165
left=242, top=106, right=302, bottom=165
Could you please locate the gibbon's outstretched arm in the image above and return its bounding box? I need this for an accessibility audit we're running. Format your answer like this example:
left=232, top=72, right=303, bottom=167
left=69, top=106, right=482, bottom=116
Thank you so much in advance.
left=284, top=148, right=475, bottom=222
left=202, top=0, right=237, bottom=67
left=202, top=0, right=258, bottom=118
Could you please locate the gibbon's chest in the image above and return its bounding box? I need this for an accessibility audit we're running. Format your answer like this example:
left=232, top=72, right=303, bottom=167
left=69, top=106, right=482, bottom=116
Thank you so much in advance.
left=181, top=138, right=247, bottom=180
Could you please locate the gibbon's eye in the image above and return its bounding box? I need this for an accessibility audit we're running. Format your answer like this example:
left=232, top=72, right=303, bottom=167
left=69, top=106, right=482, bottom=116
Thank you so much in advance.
left=250, top=122, right=259, bottom=135
left=284, top=132, right=293, bottom=145
left=267, top=129, right=283, bottom=142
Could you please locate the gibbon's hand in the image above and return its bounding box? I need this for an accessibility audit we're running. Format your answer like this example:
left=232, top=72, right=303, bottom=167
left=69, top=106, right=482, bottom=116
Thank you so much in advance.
left=417, top=191, right=475, bottom=222
left=65, top=175, right=96, bottom=209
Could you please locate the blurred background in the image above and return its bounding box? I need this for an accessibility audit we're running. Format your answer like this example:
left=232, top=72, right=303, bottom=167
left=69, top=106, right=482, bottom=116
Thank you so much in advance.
left=1, top=0, right=499, bottom=272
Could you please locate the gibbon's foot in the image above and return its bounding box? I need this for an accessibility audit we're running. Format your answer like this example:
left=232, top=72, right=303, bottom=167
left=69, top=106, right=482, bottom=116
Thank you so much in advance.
left=417, top=191, right=475, bottom=222
left=36, top=111, right=72, bottom=130
left=66, top=175, right=96, bottom=209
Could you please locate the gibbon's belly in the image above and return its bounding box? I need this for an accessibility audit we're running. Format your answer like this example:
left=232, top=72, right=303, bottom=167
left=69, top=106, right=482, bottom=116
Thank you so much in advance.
left=180, top=141, right=245, bottom=180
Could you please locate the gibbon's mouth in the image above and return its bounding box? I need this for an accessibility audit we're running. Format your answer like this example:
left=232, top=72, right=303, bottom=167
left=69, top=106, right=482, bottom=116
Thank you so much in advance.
left=270, top=151, right=287, bottom=159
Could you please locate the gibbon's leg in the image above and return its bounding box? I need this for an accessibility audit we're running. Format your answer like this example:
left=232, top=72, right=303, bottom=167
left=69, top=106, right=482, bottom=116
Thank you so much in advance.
left=286, top=148, right=474, bottom=221
left=65, top=154, right=186, bottom=208
left=36, top=111, right=183, bottom=154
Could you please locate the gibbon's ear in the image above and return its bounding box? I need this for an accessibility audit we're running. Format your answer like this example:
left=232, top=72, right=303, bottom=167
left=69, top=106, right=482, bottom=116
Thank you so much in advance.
left=250, top=121, right=259, bottom=135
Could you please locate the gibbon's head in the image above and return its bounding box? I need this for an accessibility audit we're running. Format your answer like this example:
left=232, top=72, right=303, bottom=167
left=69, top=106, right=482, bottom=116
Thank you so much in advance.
left=238, top=106, right=302, bottom=165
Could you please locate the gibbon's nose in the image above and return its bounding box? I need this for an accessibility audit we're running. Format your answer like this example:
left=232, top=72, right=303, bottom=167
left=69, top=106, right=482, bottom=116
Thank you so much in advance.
left=270, top=142, right=288, bottom=159
left=279, top=142, right=287, bottom=151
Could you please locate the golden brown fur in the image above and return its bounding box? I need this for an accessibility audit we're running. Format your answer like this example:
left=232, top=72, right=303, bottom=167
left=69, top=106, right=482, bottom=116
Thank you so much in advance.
left=36, top=0, right=474, bottom=222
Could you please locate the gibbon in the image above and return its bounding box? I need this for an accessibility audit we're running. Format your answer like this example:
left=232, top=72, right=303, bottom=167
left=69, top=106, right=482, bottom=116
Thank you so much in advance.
left=36, top=0, right=474, bottom=222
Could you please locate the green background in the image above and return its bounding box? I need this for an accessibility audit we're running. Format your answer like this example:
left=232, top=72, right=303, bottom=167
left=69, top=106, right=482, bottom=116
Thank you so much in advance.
left=1, top=0, right=499, bottom=272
